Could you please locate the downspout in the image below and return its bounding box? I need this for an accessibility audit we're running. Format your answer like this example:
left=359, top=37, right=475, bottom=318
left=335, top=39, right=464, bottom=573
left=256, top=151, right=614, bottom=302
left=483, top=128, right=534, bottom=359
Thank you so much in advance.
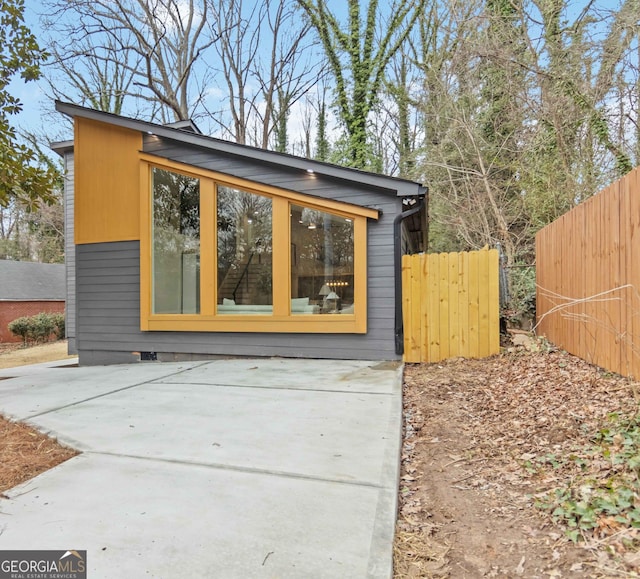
left=393, top=195, right=426, bottom=356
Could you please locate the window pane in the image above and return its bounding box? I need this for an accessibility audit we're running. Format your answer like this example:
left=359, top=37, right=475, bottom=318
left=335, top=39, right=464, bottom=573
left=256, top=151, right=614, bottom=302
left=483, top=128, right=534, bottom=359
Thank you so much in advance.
left=290, top=205, right=354, bottom=315
left=152, top=168, right=200, bottom=314
left=217, top=186, right=272, bottom=314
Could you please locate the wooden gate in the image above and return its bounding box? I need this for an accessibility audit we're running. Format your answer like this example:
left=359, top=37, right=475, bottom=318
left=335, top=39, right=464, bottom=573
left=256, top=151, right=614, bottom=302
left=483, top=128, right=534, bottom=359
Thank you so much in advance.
left=402, top=249, right=500, bottom=363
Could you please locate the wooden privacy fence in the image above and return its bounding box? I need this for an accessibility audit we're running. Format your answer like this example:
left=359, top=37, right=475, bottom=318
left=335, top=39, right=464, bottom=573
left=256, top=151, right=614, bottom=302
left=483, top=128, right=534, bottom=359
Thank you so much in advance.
left=402, top=249, right=500, bottom=363
left=536, top=166, right=640, bottom=378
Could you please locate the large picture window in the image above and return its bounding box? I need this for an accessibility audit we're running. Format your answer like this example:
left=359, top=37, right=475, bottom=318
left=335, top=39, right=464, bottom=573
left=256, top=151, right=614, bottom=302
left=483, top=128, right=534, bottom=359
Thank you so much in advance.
left=290, top=205, right=354, bottom=315
left=217, top=187, right=273, bottom=314
left=152, top=168, right=200, bottom=314
left=140, top=157, right=376, bottom=333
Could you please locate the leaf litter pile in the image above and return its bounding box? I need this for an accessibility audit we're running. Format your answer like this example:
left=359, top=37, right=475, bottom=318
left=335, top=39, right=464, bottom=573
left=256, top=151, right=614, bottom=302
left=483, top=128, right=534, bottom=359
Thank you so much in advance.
left=0, top=415, right=78, bottom=494
left=395, top=345, right=640, bottom=578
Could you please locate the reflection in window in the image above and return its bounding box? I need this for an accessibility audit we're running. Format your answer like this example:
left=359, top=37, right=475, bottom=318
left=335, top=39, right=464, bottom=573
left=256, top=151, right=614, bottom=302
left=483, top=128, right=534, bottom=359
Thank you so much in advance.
left=152, top=168, right=200, bottom=314
left=290, top=204, right=354, bottom=315
left=217, top=186, right=273, bottom=314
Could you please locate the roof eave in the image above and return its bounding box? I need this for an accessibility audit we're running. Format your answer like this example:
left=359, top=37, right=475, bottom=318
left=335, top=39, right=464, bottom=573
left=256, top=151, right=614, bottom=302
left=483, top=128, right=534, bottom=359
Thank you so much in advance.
left=50, top=140, right=74, bottom=157
left=55, top=101, right=424, bottom=197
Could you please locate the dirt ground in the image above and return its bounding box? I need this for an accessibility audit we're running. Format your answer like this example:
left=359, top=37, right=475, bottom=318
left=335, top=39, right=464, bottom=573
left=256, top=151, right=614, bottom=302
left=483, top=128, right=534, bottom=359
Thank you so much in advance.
left=0, top=340, right=76, bottom=369
left=394, top=346, right=640, bottom=578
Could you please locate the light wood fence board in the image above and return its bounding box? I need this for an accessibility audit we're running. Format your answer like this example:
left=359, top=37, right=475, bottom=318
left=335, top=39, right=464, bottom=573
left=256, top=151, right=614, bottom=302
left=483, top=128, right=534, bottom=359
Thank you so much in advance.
left=536, top=166, right=640, bottom=379
left=402, top=248, right=500, bottom=363
left=478, top=249, right=490, bottom=358
left=468, top=251, right=480, bottom=358
left=428, top=253, right=441, bottom=362
left=630, top=169, right=640, bottom=378
left=410, top=254, right=423, bottom=362
left=448, top=254, right=460, bottom=358
left=459, top=252, right=470, bottom=355
left=438, top=252, right=450, bottom=361
left=488, top=249, right=500, bottom=355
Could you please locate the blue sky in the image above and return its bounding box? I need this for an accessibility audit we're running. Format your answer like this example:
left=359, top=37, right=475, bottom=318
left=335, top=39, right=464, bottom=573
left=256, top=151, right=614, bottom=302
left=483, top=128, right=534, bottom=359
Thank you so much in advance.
left=10, top=1, right=50, bottom=135
left=9, top=0, right=629, bottom=150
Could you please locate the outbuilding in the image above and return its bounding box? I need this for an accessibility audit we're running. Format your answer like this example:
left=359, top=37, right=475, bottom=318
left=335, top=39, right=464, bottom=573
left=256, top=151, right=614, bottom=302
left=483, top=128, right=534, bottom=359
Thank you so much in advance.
left=52, top=102, right=426, bottom=365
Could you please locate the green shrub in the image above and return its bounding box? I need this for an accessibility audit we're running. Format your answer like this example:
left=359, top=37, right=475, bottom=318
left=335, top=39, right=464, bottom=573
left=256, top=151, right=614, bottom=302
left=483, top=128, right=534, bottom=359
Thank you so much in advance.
left=32, top=312, right=55, bottom=342
left=503, top=265, right=536, bottom=328
left=8, top=312, right=66, bottom=345
left=51, top=313, right=65, bottom=340
left=8, top=316, right=31, bottom=345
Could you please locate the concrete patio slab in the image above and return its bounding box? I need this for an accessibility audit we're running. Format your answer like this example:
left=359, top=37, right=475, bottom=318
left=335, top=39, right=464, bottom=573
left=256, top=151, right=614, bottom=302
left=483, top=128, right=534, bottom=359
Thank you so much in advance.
left=0, top=362, right=204, bottom=420
left=29, top=381, right=396, bottom=484
left=0, top=358, right=402, bottom=578
left=0, top=453, right=387, bottom=578
left=155, top=358, right=402, bottom=394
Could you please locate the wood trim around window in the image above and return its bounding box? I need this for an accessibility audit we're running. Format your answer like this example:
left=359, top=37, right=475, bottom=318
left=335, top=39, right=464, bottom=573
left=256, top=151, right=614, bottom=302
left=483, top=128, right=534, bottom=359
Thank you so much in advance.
left=139, top=157, right=373, bottom=334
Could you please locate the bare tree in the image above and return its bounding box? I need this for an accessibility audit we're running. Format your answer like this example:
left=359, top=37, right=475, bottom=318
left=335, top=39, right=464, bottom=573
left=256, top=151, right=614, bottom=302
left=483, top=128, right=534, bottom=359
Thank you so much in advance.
left=44, top=32, right=138, bottom=115
left=296, top=0, right=426, bottom=169
left=405, top=0, right=639, bottom=266
left=42, top=0, right=219, bottom=120
left=205, top=0, right=319, bottom=149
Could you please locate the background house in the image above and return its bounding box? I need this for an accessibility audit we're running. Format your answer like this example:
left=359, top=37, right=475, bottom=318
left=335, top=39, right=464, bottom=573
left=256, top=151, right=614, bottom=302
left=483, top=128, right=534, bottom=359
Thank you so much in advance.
left=0, top=260, right=65, bottom=343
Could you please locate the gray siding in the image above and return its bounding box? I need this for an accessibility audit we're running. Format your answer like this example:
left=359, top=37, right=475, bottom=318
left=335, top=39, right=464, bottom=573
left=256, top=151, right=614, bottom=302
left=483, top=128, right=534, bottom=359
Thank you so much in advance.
left=76, top=236, right=399, bottom=363
left=143, top=137, right=397, bottom=209
left=63, top=151, right=77, bottom=354
left=74, top=137, right=404, bottom=363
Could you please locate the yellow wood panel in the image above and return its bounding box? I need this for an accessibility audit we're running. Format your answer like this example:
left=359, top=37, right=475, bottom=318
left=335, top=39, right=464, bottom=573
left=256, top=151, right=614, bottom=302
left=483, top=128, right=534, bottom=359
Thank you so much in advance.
left=402, top=255, right=415, bottom=361
left=146, top=315, right=362, bottom=333
left=427, top=253, right=441, bottom=362
left=402, top=255, right=419, bottom=361
left=438, top=253, right=450, bottom=361
left=413, top=255, right=425, bottom=362
left=272, top=197, right=290, bottom=316
left=401, top=248, right=499, bottom=363
left=420, top=255, right=430, bottom=363
left=200, top=180, right=216, bottom=316
left=564, top=210, right=576, bottom=356
left=477, top=250, right=490, bottom=357
left=139, top=164, right=151, bottom=331
left=467, top=251, right=480, bottom=358
left=75, top=117, right=142, bottom=244
left=577, top=206, right=587, bottom=367
left=353, top=216, right=368, bottom=333
left=458, top=252, right=470, bottom=357
left=487, top=249, right=500, bottom=355
left=448, top=253, right=460, bottom=358
left=582, top=199, right=596, bottom=363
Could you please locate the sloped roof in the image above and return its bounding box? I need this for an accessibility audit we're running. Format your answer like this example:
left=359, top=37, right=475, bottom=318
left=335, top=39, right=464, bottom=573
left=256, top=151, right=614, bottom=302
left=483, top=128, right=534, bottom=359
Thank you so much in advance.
left=54, top=101, right=426, bottom=198
left=0, top=261, right=65, bottom=301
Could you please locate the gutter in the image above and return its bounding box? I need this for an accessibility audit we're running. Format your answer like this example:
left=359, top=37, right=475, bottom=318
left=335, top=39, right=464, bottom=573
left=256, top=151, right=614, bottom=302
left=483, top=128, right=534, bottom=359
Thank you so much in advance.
left=393, top=194, right=426, bottom=356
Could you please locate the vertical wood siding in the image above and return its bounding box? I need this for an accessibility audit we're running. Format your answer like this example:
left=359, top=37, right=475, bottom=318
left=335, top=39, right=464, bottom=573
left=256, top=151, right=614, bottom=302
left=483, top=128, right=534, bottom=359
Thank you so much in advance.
left=536, top=166, right=640, bottom=378
left=74, top=118, right=142, bottom=244
left=402, top=249, right=500, bottom=363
